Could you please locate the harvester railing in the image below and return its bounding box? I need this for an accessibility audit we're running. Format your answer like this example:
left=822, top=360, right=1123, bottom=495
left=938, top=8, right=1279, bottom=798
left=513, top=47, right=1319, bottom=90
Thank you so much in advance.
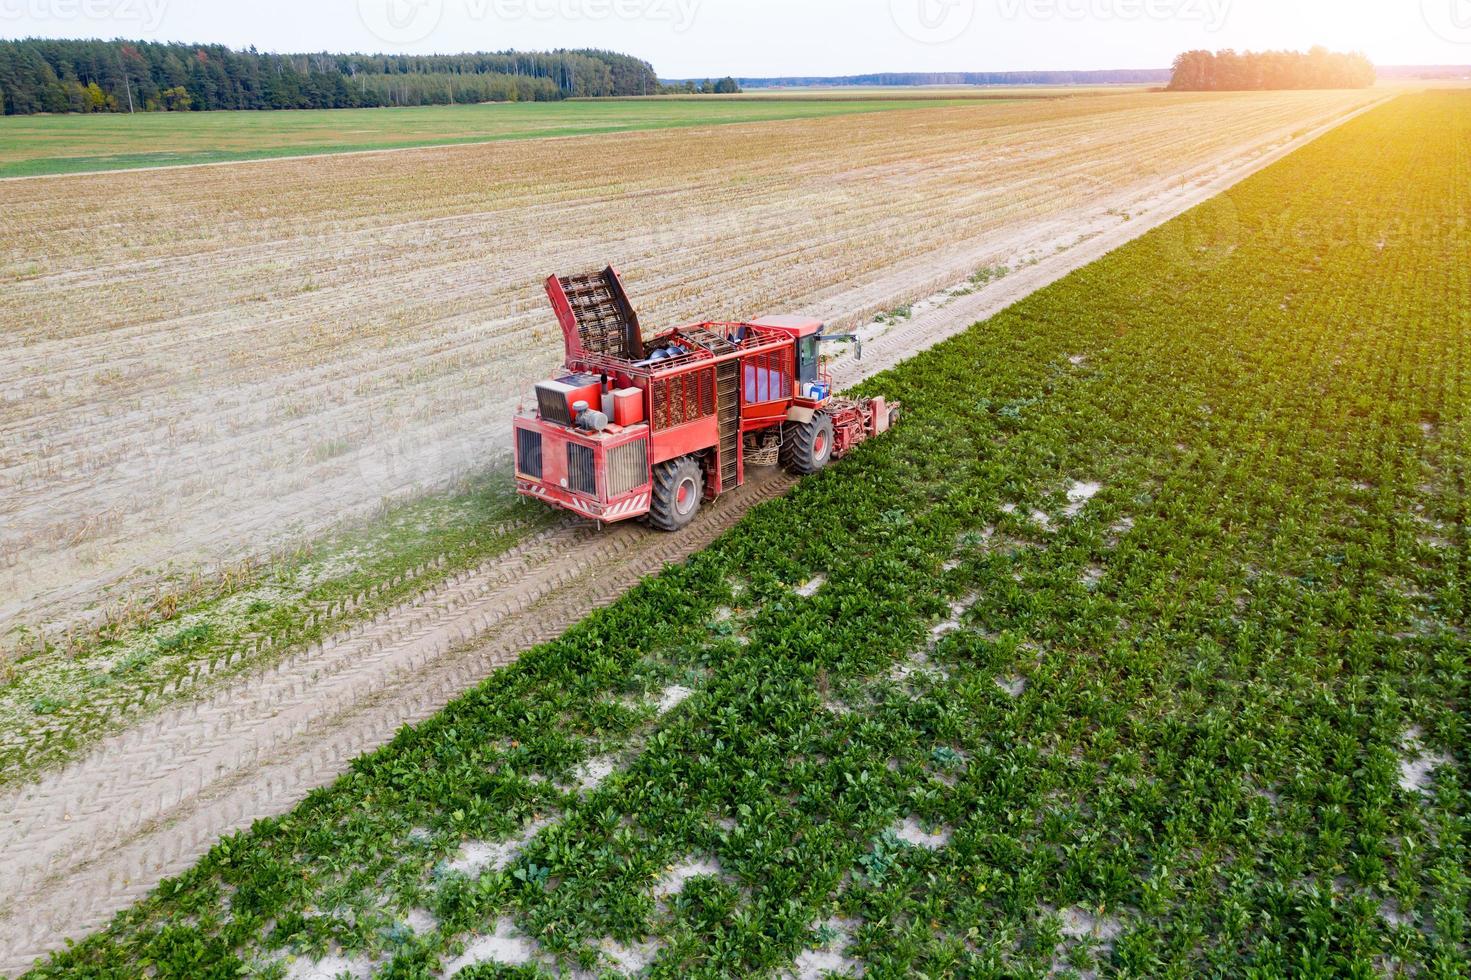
left=568, top=322, right=794, bottom=380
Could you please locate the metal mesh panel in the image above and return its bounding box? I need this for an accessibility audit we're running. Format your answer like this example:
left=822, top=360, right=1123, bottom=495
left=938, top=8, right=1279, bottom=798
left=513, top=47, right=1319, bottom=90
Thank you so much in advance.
left=652, top=368, right=717, bottom=430
left=536, top=386, right=574, bottom=426
left=556, top=269, right=644, bottom=361
left=567, top=443, right=597, bottom=497
left=516, top=428, right=543, bottom=480
left=607, top=440, right=649, bottom=498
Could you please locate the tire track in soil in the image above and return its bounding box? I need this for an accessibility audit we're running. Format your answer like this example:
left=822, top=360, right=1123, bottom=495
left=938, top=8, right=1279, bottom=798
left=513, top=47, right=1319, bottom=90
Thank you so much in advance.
left=0, top=93, right=1392, bottom=977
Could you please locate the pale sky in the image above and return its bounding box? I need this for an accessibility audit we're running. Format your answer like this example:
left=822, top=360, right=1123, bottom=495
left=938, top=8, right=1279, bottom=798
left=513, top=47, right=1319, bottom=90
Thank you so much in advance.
left=1, top=0, right=1468, bottom=77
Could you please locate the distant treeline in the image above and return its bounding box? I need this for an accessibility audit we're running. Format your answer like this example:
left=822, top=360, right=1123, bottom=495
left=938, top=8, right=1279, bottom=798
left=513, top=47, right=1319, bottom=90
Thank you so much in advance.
left=1372, top=64, right=1470, bottom=80
left=723, top=69, right=1171, bottom=89
left=353, top=72, right=560, bottom=108
left=660, top=77, right=741, bottom=95
left=1169, top=48, right=1375, bottom=91
left=0, top=39, right=658, bottom=114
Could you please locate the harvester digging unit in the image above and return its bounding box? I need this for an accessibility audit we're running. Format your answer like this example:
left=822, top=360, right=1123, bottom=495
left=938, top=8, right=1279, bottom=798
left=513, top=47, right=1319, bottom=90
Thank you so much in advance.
left=513, top=268, right=901, bottom=530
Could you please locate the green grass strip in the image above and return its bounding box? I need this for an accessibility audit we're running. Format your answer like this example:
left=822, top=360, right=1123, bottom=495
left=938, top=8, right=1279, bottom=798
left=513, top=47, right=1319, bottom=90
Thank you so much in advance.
left=0, top=98, right=1016, bottom=178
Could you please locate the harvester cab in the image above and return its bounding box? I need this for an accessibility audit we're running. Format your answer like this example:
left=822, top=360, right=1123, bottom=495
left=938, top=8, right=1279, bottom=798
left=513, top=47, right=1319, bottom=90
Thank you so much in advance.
left=513, top=268, right=899, bottom=531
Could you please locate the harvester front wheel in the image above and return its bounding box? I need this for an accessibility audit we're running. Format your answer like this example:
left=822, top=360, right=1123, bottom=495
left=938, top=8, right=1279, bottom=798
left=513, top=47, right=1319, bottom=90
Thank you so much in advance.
left=781, top=413, right=835, bottom=475
left=648, top=456, right=705, bottom=532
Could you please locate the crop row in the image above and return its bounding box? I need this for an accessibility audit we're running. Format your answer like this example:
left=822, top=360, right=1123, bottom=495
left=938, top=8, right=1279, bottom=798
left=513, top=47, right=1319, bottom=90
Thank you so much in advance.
left=27, top=91, right=1469, bottom=978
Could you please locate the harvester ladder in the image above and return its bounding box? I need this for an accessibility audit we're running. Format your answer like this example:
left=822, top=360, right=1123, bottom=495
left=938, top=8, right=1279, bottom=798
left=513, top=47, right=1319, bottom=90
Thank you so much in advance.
left=716, top=361, right=741, bottom=490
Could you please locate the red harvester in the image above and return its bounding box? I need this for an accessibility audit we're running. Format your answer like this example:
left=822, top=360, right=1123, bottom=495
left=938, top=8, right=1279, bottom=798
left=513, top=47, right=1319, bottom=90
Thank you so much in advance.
left=513, top=268, right=900, bottom=530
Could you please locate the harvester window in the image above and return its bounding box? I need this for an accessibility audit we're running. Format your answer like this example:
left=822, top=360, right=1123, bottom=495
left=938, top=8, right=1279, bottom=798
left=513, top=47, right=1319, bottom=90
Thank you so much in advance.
left=797, top=336, right=820, bottom=386
left=743, top=348, right=793, bottom=404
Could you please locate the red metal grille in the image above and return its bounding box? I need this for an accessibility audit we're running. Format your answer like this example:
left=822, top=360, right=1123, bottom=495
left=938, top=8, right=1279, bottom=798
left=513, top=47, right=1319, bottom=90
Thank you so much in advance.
left=567, top=443, right=597, bottom=497
left=652, top=368, right=716, bottom=429
left=742, top=347, right=793, bottom=404
left=607, top=440, right=650, bottom=497
left=570, top=323, right=792, bottom=379
left=516, top=428, right=543, bottom=480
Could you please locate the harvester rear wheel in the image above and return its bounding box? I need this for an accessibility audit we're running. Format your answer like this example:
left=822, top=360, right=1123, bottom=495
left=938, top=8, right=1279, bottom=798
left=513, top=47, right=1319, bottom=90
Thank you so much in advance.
left=648, top=456, right=705, bottom=532
left=781, top=413, right=835, bottom=475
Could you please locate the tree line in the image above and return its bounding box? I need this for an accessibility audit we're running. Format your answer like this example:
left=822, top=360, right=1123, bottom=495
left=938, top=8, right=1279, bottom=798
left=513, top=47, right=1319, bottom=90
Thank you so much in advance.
left=0, top=39, right=659, bottom=114
left=726, top=69, right=1171, bottom=88
left=1169, top=47, right=1375, bottom=91
left=661, top=78, right=741, bottom=95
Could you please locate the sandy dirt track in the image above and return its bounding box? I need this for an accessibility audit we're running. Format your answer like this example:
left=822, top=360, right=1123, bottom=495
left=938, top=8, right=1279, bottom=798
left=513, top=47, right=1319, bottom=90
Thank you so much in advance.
left=0, top=94, right=1394, bottom=976
left=0, top=90, right=1383, bottom=639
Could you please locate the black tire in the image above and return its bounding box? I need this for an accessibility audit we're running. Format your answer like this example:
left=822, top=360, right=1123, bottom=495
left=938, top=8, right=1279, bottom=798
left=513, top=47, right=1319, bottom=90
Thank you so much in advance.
left=648, top=456, right=705, bottom=532
left=781, top=413, right=835, bottom=475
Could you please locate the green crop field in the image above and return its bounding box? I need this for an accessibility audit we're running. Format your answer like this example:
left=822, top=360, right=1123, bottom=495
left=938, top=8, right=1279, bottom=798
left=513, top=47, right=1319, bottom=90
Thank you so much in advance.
left=0, top=95, right=1020, bottom=179
left=27, top=91, right=1469, bottom=979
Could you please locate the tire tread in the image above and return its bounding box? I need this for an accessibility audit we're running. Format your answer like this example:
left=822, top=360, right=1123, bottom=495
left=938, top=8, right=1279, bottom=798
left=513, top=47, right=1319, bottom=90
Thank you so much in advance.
left=781, top=413, right=834, bottom=475
left=648, top=457, right=704, bottom=532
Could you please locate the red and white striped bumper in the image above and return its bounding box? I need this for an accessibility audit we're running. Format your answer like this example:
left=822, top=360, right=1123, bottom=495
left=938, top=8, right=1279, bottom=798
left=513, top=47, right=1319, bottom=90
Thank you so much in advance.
left=517, top=480, right=652, bottom=524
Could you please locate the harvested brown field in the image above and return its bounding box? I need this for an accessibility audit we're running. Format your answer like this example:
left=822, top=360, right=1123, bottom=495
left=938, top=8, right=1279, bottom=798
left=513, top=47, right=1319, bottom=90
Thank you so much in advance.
left=0, top=89, right=1382, bottom=639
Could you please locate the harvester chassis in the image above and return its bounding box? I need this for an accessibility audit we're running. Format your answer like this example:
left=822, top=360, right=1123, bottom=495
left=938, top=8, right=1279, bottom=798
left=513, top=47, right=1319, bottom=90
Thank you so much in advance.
left=513, top=268, right=900, bottom=531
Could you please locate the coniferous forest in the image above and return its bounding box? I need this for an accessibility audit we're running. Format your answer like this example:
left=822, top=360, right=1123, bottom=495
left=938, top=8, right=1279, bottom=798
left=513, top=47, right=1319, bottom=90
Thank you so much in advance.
left=0, top=39, right=660, bottom=114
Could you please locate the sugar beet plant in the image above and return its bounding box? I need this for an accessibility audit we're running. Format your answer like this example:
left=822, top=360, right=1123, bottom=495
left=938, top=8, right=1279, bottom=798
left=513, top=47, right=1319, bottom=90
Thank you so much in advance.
left=30, top=92, right=1469, bottom=978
